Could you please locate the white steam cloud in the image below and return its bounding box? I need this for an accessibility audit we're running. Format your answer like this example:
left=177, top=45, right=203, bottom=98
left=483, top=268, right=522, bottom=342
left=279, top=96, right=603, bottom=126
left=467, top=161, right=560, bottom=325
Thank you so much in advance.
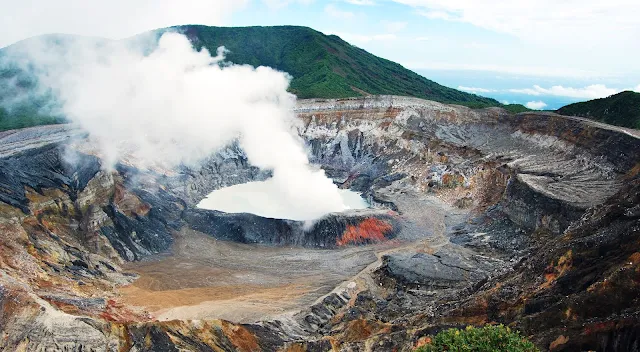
left=7, top=32, right=349, bottom=220
left=525, top=101, right=548, bottom=110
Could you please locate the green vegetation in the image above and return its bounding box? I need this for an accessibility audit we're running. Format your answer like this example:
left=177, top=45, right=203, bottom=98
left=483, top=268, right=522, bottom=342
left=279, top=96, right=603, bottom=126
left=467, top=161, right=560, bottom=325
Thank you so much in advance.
left=503, top=104, right=531, bottom=114
left=164, top=25, right=502, bottom=107
left=0, top=106, right=64, bottom=131
left=415, top=325, right=539, bottom=352
left=0, top=58, right=65, bottom=131
left=557, top=90, right=640, bottom=129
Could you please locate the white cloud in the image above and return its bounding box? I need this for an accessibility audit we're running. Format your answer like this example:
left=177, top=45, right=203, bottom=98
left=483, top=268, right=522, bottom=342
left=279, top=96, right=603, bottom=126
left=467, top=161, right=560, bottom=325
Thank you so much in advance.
left=417, top=10, right=455, bottom=20
left=345, top=0, right=375, bottom=5
left=415, top=36, right=430, bottom=41
left=525, top=101, right=548, bottom=110
left=382, top=21, right=408, bottom=33
left=323, top=30, right=396, bottom=44
left=460, top=83, right=636, bottom=100
left=392, top=0, right=640, bottom=47
left=324, top=4, right=355, bottom=19
left=457, top=86, right=495, bottom=93
left=634, top=84, right=640, bottom=93
left=394, top=1, right=640, bottom=78
left=403, top=61, right=607, bottom=79
left=0, top=0, right=249, bottom=47
left=509, top=84, right=619, bottom=99
left=262, top=0, right=314, bottom=9
left=463, top=41, right=489, bottom=49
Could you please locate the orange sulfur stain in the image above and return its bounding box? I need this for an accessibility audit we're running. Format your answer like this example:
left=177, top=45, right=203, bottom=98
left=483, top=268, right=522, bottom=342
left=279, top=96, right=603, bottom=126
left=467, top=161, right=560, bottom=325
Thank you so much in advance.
left=337, top=218, right=393, bottom=246
left=541, top=250, right=573, bottom=290
left=221, top=321, right=260, bottom=352
left=549, top=335, right=569, bottom=351
left=415, top=336, right=433, bottom=349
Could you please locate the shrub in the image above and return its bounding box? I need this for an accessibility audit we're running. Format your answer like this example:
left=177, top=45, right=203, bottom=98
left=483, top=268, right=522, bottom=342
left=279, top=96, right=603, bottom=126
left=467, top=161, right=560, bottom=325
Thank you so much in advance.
left=415, top=325, right=539, bottom=352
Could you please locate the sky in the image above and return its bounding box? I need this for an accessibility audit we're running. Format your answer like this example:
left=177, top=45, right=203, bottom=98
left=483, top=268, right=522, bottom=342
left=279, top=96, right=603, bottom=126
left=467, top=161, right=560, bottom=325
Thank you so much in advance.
left=1, top=0, right=639, bottom=109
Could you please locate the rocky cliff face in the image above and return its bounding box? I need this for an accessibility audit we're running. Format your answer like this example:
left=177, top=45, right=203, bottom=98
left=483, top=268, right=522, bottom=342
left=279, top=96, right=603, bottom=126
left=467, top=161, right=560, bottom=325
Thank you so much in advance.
left=0, top=96, right=638, bottom=351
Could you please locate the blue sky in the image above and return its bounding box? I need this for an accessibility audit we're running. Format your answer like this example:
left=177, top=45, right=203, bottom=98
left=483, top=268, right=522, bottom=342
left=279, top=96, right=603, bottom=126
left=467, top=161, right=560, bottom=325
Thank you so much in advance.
left=2, top=0, right=639, bottom=109
left=229, top=0, right=640, bottom=109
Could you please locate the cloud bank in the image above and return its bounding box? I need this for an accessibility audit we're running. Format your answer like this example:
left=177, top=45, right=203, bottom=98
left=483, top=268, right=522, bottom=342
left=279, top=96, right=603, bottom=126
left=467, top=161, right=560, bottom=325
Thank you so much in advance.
left=509, top=84, right=620, bottom=99
left=525, top=101, right=548, bottom=110
left=325, top=4, right=355, bottom=19
left=345, top=0, right=376, bottom=5
left=262, top=0, right=315, bottom=10
left=455, top=82, right=640, bottom=101
left=6, top=32, right=349, bottom=220
left=393, top=0, right=640, bottom=79
left=0, top=0, right=250, bottom=48
left=392, top=0, right=639, bottom=45
left=457, top=86, right=495, bottom=94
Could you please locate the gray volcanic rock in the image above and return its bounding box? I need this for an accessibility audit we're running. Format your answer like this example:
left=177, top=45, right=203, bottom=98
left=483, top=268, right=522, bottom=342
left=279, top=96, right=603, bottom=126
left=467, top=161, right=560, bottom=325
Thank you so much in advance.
left=0, top=143, right=100, bottom=213
left=0, top=124, right=82, bottom=158
left=162, top=143, right=269, bottom=207
left=383, top=251, right=490, bottom=289
left=502, top=175, right=586, bottom=234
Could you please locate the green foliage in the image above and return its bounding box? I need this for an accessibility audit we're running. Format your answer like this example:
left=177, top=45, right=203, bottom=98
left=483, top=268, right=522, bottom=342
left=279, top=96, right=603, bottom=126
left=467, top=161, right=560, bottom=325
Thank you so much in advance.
left=503, top=104, right=531, bottom=114
left=0, top=68, right=65, bottom=131
left=415, top=325, right=539, bottom=352
left=165, top=25, right=503, bottom=108
left=557, top=91, right=640, bottom=129
left=0, top=106, right=64, bottom=132
left=0, top=58, right=65, bottom=131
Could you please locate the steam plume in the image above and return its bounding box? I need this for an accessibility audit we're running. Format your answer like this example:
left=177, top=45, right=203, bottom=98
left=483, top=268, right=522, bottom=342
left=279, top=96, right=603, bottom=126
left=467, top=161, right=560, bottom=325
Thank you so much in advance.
left=6, top=32, right=348, bottom=220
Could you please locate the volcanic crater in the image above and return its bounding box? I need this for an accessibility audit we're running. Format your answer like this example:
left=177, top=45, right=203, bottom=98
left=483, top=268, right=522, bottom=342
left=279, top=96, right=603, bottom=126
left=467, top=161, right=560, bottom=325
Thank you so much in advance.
left=1, top=96, right=639, bottom=351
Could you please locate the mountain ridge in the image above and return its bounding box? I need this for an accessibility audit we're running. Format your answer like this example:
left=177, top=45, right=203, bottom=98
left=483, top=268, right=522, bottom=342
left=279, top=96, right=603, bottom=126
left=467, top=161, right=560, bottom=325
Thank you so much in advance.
left=557, top=90, right=640, bottom=129
left=169, top=25, right=502, bottom=106
left=0, top=25, right=528, bottom=132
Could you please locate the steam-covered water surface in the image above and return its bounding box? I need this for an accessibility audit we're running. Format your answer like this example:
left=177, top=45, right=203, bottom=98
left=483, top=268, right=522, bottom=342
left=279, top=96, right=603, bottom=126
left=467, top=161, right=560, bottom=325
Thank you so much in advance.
left=197, top=179, right=369, bottom=220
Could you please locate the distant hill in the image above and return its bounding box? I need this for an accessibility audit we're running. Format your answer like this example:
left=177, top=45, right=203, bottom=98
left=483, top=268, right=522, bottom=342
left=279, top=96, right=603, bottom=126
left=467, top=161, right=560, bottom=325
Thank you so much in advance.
left=0, top=25, right=526, bottom=131
left=557, top=91, right=640, bottom=129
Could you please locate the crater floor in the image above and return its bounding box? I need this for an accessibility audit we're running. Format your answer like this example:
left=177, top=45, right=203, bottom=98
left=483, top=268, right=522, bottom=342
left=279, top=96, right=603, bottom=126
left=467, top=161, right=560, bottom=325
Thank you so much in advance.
left=119, top=189, right=463, bottom=323
left=119, top=229, right=384, bottom=323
